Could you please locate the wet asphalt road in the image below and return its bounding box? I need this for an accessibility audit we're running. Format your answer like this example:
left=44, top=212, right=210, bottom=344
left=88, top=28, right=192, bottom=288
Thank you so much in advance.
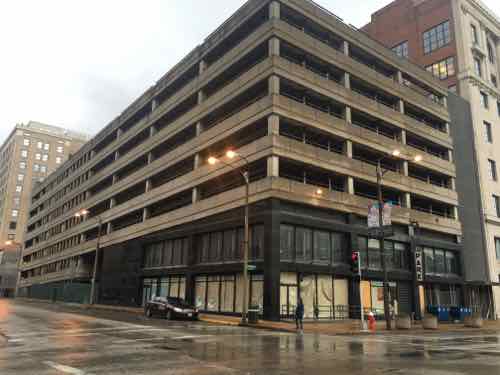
left=1, top=300, right=500, bottom=374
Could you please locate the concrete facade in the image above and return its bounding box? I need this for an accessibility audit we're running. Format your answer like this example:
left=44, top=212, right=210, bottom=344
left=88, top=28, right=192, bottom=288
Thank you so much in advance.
left=19, top=0, right=464, bottom=320
left=365, top=0, right=500, bottom=317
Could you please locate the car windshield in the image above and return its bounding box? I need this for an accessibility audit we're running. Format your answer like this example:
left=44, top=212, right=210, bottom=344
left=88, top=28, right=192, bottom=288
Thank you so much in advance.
left=167, top=298, right=191, bottom=307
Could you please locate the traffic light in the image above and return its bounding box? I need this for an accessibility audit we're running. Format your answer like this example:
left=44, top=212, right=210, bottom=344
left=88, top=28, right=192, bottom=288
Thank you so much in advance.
left=351, top=251, right=360, bottom=274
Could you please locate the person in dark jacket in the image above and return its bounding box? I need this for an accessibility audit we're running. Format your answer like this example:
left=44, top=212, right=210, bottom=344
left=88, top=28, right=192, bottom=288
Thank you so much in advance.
left=295, top=298, right=304, bottom=331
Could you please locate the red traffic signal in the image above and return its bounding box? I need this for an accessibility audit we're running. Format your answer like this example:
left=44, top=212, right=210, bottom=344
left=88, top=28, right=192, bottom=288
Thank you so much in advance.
left=351, top=251, right=360, bottom=274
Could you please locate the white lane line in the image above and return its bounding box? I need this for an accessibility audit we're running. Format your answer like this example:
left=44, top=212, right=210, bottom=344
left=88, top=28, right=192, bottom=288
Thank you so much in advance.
left=43, top=361, right=94, bottom=375
left=172, top=335, right=213, bottom=340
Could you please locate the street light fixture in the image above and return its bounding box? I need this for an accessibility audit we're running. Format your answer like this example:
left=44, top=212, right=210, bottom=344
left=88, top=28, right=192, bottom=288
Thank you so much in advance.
left=376, top=149, right=423, bottom=330
left=207, top=149, right=251, bottom=325
left=75, top=208, right=102, bottom=305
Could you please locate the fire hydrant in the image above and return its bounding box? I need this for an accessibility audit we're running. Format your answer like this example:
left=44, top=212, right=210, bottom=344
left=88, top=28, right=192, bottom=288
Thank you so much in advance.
left=368, top=311, right=376, bottom=331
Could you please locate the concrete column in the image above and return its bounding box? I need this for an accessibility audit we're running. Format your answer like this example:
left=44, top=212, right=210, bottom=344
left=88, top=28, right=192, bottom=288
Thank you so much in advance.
left=112, top=174, right=118, bottom=184
left=267, top=156, right=279, bottom=177
left=396, top=70, right=403, bottom=84
left=145, top=179, right=152, bottom=193
left=198, top=90, right=206, bottom=105
left=199, top=60, right=207, bottom=75
left=442, top=95, right=448, bottom=108
left=345, top=140, right=353, bottom=158
left=142, top=207, right=150, bottom=222
left=343, top=72, right=351, bottom=89
left=400, top=129, right=407, bottom=144
left=116, top=128, right=123, bottom=139
left=151, top=98, right=158, bottom=112
left=445, top=122, right=451, bottom=135
left=193, top=153, right=201, bottom=169
left=453, top=206, right=459, bottom=220
left=403, top=161, right=409, bottom=176
left=269, top=1, right=280, bottom=19
left=404, top=193, right=411, bottom=209
left=114, top=150, right=120, bottom=161
left=347, top=177, right=355, bottom=195
left=268, top=114, right=280, bottom=136
left=196, top=122, right=203, bottom=136
left=150, top=125, right=156, bottom=138
left=448, top=149, right=454, bottom=163
left=398, top=99, right=405, bottom=114
left=192, top=187, right=199, bottom=204
left=269, top=75, right=280, bottom=95
left=110, top=197, right=117, bottom=209
left=343, top=40, right=349, bottom=56
left=269, top=37, right=280, bottom=56
left=106, top=222, right=112, bottom=235
left=450, top=177, right=456, bottom=191
left=345, top=106, right=352, bottom=123
left=80, top=233, right=86, bottom=243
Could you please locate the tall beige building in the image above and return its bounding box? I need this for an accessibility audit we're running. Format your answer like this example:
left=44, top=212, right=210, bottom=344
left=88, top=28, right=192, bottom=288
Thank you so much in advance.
left=365, top=0, right=500, bottom=317
left=0, top=122, right=89, bottom=247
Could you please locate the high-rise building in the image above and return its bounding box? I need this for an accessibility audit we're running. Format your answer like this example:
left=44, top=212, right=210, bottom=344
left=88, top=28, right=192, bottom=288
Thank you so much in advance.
left=364, top=0, right=500, bottom=317
left=19, top=0, right=464, bottom=321
left=0, top=122, right=89, bottom=295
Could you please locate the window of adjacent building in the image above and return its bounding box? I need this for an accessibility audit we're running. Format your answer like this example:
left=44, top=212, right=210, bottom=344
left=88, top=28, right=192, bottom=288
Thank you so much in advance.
left=42, top=154, right=48, bottom=162
left=44, top=143, right=50, bottom=151
left=40, top=166, right=47, bottom=174
left=12, top=210, right=18, bottom=217
left=474, top=57, right=482, bottom=77
left=489, top=159, right=498, bottom=181
left=9, top=222, right=17, bottom=230
left=13, top=198, right=20, bottom=206
left=17, top=174, right=24, bottom=182
left=480, top=91, right=489, bottom=108
left=471, top=24, right=479, bottom=44
left=392, top=41, right=408, bottom=58
left=35, top=153, right=41, bottom=160
left=23, top=139, right=30, bottom=146
left=7, top=234, right=15, bottom=241
left=488, top=41, right=495, bottom=64
left=449, top=85, right=457, bottom=93
left=55, top=157, right=62, bottom=164
left=423, top=21, right=451, bottom=54
left=15, top=186, right=22, bottom=193
left=21, top=149, right=28, bottom=158
left=33, top=164, right=40, bottom=172
left=485, top=121, right=493, bottom=143
left=426, top=56, right=455, bottom=80
left=56, top=146, right=64, bottom=153
left=37, top=141, right=43, bottom=149
left=492, top=75, right=498, bottom=87
left=19, top=162, right=26, bottom=169
left=498, top=101, right=500, bottom=117
left=496, top=237, right=500, bottom=260
left=494, top=195, right=500, bottom=217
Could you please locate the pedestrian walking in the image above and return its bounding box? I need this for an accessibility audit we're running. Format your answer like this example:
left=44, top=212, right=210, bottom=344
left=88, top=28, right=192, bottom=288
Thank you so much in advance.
left=295, top=298, right=304, bottom=332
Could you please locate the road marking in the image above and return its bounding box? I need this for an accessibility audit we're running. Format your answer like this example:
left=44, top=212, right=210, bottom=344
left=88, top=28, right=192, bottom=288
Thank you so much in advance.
left=43, top=361, right=94, bottom=375
left=172, top=335, right=213, bottom=340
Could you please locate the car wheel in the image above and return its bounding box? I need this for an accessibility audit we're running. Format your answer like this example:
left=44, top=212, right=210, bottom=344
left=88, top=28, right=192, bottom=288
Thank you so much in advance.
left=166, top=310, right=173, bottom=320
left=145, top=308, right=152, bottom=318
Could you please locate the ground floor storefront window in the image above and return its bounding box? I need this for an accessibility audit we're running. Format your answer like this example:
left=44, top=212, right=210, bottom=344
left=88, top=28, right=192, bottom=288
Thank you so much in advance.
left=280, top=272, right=348, bottom=320
left=195, top=274, right=263, bottom=314
left=360, top=280, right=398, bottom=317
left=142, top=276, right=186, bottom=306
left=424, top=284, right=462, bottom=307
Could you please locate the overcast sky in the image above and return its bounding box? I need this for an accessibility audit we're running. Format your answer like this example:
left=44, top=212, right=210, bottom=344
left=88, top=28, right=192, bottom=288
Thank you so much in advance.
left=1, top=0, right=499, bottom=144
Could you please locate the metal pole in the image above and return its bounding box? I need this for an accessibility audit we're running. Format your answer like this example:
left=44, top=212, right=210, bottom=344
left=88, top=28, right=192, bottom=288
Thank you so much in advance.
left=377, top=161, right=392, bottom=330
left=89, top=217, right=102, bottom=305
left=359, top=262, right=366, bottom=330
left=241, top=170, right=250, bottom=325
left=14, top=243, right=22, bottom=298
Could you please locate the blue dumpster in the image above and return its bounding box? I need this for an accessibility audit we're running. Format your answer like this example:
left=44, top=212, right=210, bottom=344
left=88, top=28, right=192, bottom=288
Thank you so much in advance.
left=450, top=307, right=468, bottom=321
left=436, top=306, right=450, bottom=322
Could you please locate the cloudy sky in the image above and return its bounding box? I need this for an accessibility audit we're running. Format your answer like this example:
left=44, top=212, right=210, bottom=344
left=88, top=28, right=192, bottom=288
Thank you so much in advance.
left=1, top=0, right=499, bottom=144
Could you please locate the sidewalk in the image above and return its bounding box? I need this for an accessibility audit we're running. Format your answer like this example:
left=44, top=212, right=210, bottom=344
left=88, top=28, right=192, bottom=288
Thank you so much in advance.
left=17, top=298, right=500, bottom=335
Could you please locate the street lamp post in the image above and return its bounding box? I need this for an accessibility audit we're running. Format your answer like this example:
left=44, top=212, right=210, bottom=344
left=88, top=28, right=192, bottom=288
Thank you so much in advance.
left=208, top=150, right=251, bottom=325
left=375, top=150, right=422, bottom=330
left=75, top=209, right=102, bottom=305
left=5, top=240, right=23, bottom=298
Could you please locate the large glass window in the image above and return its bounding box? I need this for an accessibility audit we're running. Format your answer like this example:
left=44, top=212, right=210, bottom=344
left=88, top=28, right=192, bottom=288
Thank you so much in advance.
left=210, top=232, right=223, bottom=262
left=488, top=41, right=495, bottom=64
left=424, top=248, right=435, bottom=274
left=494, top=195, right=500, bottom=217
left=295, top=227, right=312, bottom=262
left=314, top=230, right=331, bottom=263
left=488, top=159, right=498, bottom=181
left=485, top=121, right=493, bottom=143
left=423, top=20, right=451, bottom=54
left=250, top=225, right=264, bottom=260
left=424, top=247, right=460, bottom=276
left=495, top=238, right=500, bottom=260
left=331, top=232, right=345, bottom=263
left=144, top=237, right=187, bottom=268
left=474, top=57, right=482, bottom=77
left=223, top=229, right=236, bottom=261
left=480, top=91, right=489, bottom=109
left=434, top=249, right=445, bottom=274
left=392, top=41, right=408, bottom=58
left=280, top=225, right=294, bottom=260
left=426, top=57, right=455, bottom=80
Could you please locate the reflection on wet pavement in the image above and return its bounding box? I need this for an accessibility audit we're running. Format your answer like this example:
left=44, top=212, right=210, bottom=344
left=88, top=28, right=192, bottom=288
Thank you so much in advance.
left=1, top=299, right=500, bottom=374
